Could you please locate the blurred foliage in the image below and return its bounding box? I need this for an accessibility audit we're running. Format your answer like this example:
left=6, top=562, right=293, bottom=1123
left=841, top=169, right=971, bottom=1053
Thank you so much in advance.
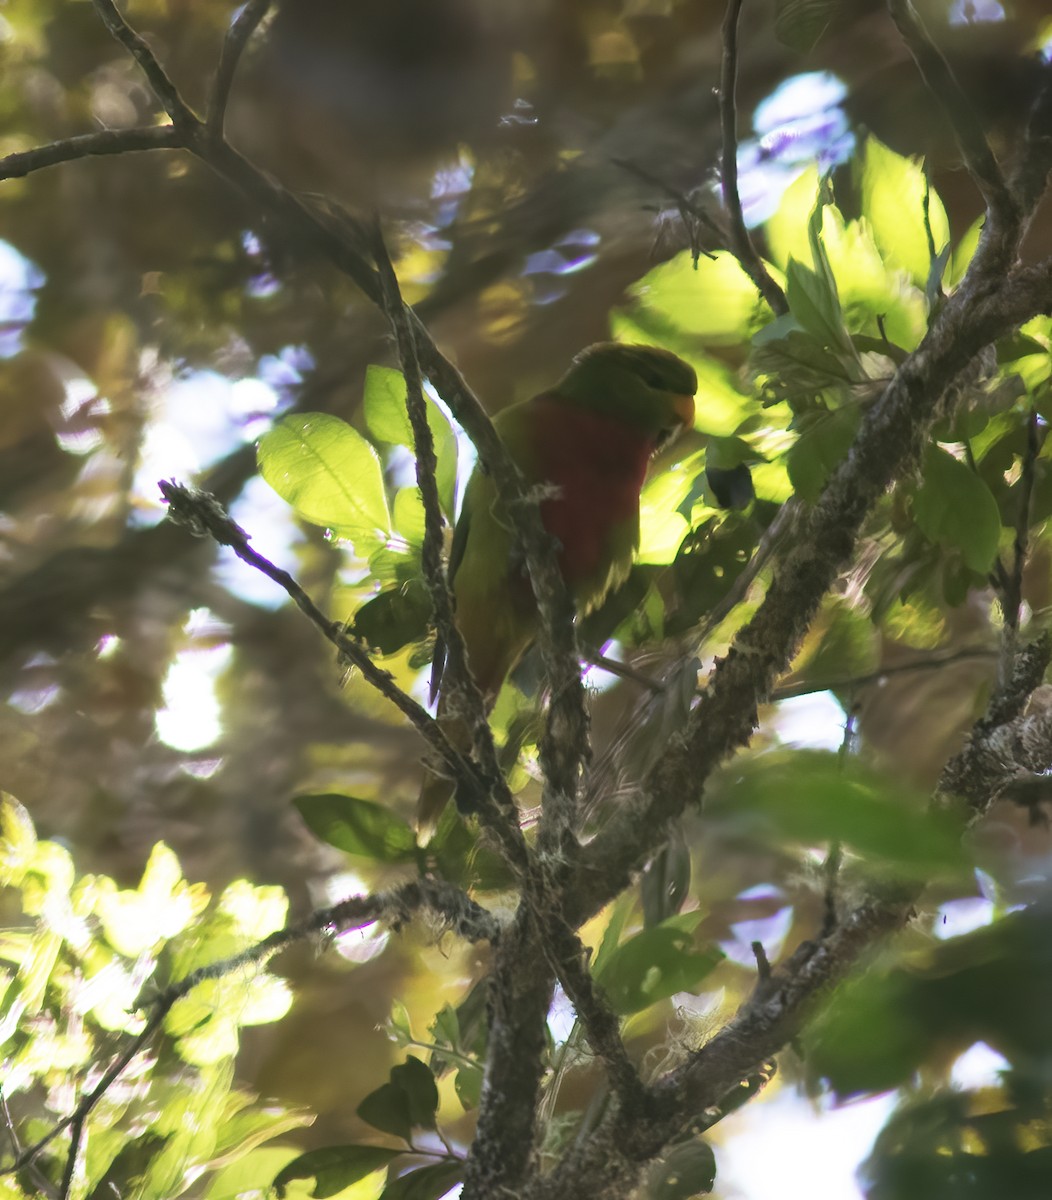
left=0, top=795, right=308, bottom=1199
left=3, top=0, right=1052, bottom=1198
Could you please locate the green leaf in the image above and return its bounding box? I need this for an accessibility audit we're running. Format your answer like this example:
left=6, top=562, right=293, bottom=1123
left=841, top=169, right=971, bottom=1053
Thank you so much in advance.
left=392, top=487, right=427, bottom=546
left=709, top=749, right=966, bottom=873
left=639, top=474, right=691, bottom=564
left=764, top=165, right=821, bottom=273
left=629, top=250, right=773, bottom=345
left=595, top=913, right=724, bottom=1015
left=390, top=1056, right=439, bottom=1130
left=293, top=794, right=418, bottom=863
left=913, top=445, right=1002, bottom=573
left=139, top=1059, right=235, bottom=1197
left=357, top=1056, right=439, bottom=1141
left=592, top=893, right=638, bottom=977
left=752, top=318, right=857, bottom=407
left=786, top=258, right=852, bottom=358
left=216, top=878, right=288, bottom=941
left=947, top=214, right=983, bottom=289
left=357, top=1081, right=413, bottom=1142
left=364, top=366, right=418, bottom=445
left=363, top=365, right=458, bottom=518
left=210, top=1094, right=313, bottom=1169
left=353, top=580, right=433, bottom=656
left=786, top=406, right=861, bottom=501
left=426, top=803, right=515, bottom=892
left=205, top=1147, right=307, bottom=1200
left=0, top=793, right=36, bottom=887
left=774, top=0, right=836, bottom=51
left=454, top=1063, right=483, bottom=1110
left=274, top=1145, right=401, bottom=1199
left=859, top=138, right=950, bottom=287
left=97, top=842, right=205, bottom=956
left=652, top=1139, right=718, bottom=1199
left=380, top=1160, right=465, bottom=1200
left=258, top=412, right=390, bottom=547
left=791, top=595, right=878, bottom=688
left=641, top=835, right=692, bottom=927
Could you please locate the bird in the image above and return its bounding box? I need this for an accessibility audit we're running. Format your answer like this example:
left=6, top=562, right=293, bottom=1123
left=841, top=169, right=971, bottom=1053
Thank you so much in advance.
left=419, top=341, right=698, bottom=829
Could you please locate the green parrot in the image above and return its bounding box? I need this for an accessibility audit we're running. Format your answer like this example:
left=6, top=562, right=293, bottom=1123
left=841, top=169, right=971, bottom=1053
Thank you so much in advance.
left=419, top=341, right=698, bottom=828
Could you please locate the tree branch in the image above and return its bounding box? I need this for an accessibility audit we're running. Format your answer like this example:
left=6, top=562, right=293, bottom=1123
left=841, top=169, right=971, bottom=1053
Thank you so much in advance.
left=718, top=0, right=788, bottom=316
left=158, top=480, right=529, bottom=873
left=0, top=126, right=185, bottom=181
left=395, top=323, right=590, bottom=855
left=462, top=915, right=554, bottom=1199
left=527, top=891, right=912, bottom=1200
left=178, top=140, right=588, bottom=857
left=8, top=0, right=591, bottom=864
left=771, top=645, right=997, bottom=703
left=369, top=223, right=525, bottom=847
left=91, top=0, right=198, bottom=127
left=938, top=632, right=1052, bottom=807
left=568, top=254, right=1052, bottom=929
left=887, top=0, right=1018, bottom=232
left=541, top=918, right=647, bottom=1117
left=207, top=0, right=273, bottom=135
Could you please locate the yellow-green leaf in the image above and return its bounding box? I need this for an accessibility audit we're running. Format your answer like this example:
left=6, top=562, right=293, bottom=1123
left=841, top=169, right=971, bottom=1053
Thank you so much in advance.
left=859, top=138, right=949, bottom=286
left=258, top=412, right=390, bottom=547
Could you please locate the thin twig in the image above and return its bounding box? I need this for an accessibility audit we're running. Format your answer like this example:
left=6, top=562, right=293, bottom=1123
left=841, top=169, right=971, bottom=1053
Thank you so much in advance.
left=207, top=0, right=273, bottom=135
left=609, top=156, right=721, bottom=264
left=91, top=0, right=197, bottom=127
left=194, top=128, right=589, bottom=857
left=750, top=940, right=771, bottom=981
left=370, top=222, right=525, bottom=845
left=542, top=919, right=647, bottom=1116
left=887, top=0, right=1017, bottom=231
left=718, top=0, right=788, bottom=315
left=0, top=126, right=185, bottom=181
left=583, top=649, right=666, bottom=693
left=821, top=842, right=843, bottom=937
left=10, top=1010, right=166, bottom=1182
left=370, top=222, right=457, bottom=676
left=771, top=645, right=997, bottom=703
left=0, top=1089, right=57, bottom=1199
left=921, top=168, right=938, bottom=266
left=158, top=480, right=532, bottom=871
left=46, top=0, right=589, bottom=861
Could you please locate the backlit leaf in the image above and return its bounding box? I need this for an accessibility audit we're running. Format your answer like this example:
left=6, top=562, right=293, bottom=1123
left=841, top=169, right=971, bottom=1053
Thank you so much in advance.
left=859, top=138, right=949, bottom=287
left=293, top=794, right=418, bottom=863
left=363, top=365, right=458, bottom=518
left=274, top=1145, right=401, bottom=1199
left=258, top=412, right=390, bottom=547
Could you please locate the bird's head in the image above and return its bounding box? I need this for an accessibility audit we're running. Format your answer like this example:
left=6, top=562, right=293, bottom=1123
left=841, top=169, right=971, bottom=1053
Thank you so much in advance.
left=555, top=342, right=697, bottom=448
